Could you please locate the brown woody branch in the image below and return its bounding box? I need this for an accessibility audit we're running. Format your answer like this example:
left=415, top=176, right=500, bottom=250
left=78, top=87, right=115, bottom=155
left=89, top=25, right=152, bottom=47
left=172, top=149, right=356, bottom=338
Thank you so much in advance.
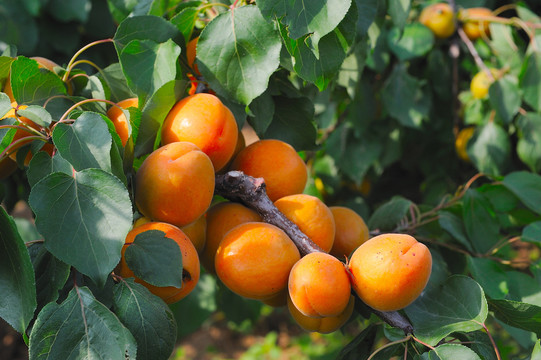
left=214, top=170, right=414, bottom=335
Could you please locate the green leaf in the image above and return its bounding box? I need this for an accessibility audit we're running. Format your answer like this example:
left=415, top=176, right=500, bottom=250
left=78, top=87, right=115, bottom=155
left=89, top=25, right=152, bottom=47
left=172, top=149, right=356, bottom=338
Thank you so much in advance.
left=52, top=112, right=112, bottom=173
left=17, top=105, right=52, bottom=127
left=113, top=279, right=177, bottom=360
left=467, top=122, right=510, bottom=176
left=488, top=23, right=523, bottom=74
left=337, top=40, right=367, bottom=99
left=27, top=152, right=73, bottom=188
left=134, top=80, right=187, bottom=157
left=405, top=275, right=488, bottom=346
left=382, top=63, right=430, bottom=128
left=533, top=339, right=541, bottom=360
left=516, top=113, right=541, bottom=172
left=248, top=90, right=275, bottom=135
left=170, top=2, right=203, bottom=44
left=423, top=344, right=482, bottom=360
left=523, top=221, right=541, bottom=246
left=27, top=243, right=70, bottom=313
left=125, top=230, right=183, bottom=288
left=489, top=299, right=541, bottom=338
left=467, top=256, right=508, bottom=299
left=257, top=0, right=351, bottom=57
left=520, top=52, right=541, bottom=112
left=263, top=96, right=317, bottom=151
left=10, top=56, right=66, bottom=105
left=368, top=196, right=412, bottom=231
left=119, top=39, right=180, bottom=105
left=356, top=0, right=378, bottom=34
left=388, top=0, right=411, bottom=31
left=48, top=0, right=91, bottom=22
left=28, top=169, right=133, bottom=287
left=96, top=63, right=136, bottom=103
left=0, top=206, right=36, bottom=334
left=198, top=5, right=282, bottom=105
left=0, top=1, right=38, bottom=54
left=502, top=171, right=541, bottom=215
left=29, top=286, right=137, bottom=359
left=462, top=189, right=500, bottom=254
left=488, top=77, right=520, bottom=123
left=438, top=211, right=473, bottom=252
left=113, top=15, right=179, bottom=52
left=387, top=23, right=434, bottom=61
left=335, top=324, right=377, bottom=360
left=0, top=92, right=12, bottom=117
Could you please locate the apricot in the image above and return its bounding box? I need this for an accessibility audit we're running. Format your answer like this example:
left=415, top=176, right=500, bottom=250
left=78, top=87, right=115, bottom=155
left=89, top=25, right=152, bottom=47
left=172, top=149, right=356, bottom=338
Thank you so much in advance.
left=1, top=107, right=54, bottom=166
left=288, top=252, right=351, bottom=318
left=274, top=194, right=335, bottom=253
left=135, top=141, right=215, bottom=228
left=348, top=233, right=432, bottom=312
left=470, top=68, right=500, bottom=99
left=219, top=129, right=246, bottom=173
left=329, top=206, right=369, bottom=259
left=288, top=295, right=355, bottom=334
left=261, top=288, right=288, bottom=307
left=459, top=7, right=493, bottom=40
left=419, top=3, right=456, bottom=39
left=230, top=139, right=307, bottom=202
left=180, top=215, right=206, bottom=253
left=186, top=37, right=200, bottom=75
left=202, top=201, right=261, bottom=273
left=455, top=127, right=475, bottom=162
left=106, top=97, right=138, bottom=146
left=161, top=93, right=238, bottom=172
left=215, top=222, right=300, bottom=300
left=115, top=221, right=200, bottom=304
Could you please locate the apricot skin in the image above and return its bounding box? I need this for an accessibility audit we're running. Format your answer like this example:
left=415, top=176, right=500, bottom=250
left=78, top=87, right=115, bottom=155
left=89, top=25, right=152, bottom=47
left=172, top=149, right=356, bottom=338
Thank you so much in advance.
left=135, top=142, right=215, bottom=228
left=215, top=222, right=300, bottom=300
left=230, top=139, right=307, bottom=202
left=288, top=252, right=351, bottom=318
left=348, top=233, right=432, bottom=312
left=161, top=93, right=238, bottom=172
left=419, top=3, right=456, bottom=39
left=115, top=221, right=200, bottom=304
left=288, top=295, right=355, bottom=334
left=180, top=215, right=206, bottom=253
left=106, top=97, right=138, bottom=146
left=274, top=194, right=335, bottom=253
left=329, top=206, right=369, bottom=259
left=202, top=201, right=261, bottom=273
left=460, top=7, right=492, bottom=40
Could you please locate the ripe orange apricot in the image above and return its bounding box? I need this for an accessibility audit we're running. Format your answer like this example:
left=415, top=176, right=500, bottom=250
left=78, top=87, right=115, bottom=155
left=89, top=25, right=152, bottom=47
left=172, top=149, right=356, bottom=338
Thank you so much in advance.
left=288, top=295, right=355, bottom=334
left=135, top=141, right=215, bottom=228
left=219, top=129, right=246, bottom=174
left=348, top=233, right=432, bottom=312
left=459, top=7, right=493, bottom=40
left=1, top=107, right=54, bottom=166
left=455, top=127, right=475, bottom=162
left=180, top=215, right=206, bottom=253
left=288, top=252, right=351, bottom=318
left=419, top=3, right=456, bottom=39
left=161, top=93, right=238, bottom=172
left=329, top=206, right=369, bottom=259
left=202, top=201, right=261, bottom=273
left=115, top=221, right=200, bottom=304
left=186, top=37, right=200, bottom=75
left=106, top=97, right=138, bottom=146
left=230, top=139, right=307, bottom=202
left=274, top=194, right=335, bottom=253
left=215, top=222, right=300, bottom=300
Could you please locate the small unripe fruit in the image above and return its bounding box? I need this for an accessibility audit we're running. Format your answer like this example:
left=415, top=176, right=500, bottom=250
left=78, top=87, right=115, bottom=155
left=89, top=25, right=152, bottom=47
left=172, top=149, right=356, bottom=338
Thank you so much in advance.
left=470, top=68, right=499, bottom=99
left=348, top=233, right=432, bottom=312
left=459, top=7, right=493, bottom=40
left=419, top=3, right=456, bottom=39
left=455, top=127, right=475, bottom=162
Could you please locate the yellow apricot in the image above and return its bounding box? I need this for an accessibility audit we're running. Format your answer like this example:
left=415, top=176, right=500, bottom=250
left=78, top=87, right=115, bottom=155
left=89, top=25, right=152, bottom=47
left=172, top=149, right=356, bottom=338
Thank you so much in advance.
left=161, top=93, right=238, bottom=172
left=202, top=201, right=261, bottom=273
left=288, top=295, right=355, bottom=334
left=288, top=252, right=351, bottom=318
left=455, top=127, right=475, bottom=162
left=459, top=7, right=493, bottom=40
left=419, top=3, right=456, bottom=39
left=215, top=222, right=300, bottom=300
left=230, top=139, right=307, bottom=202
left=274, top=194, right=335, bottom=253
left=329, top=206, right=369, bottom=259
left=348, top=233, right=432, bottom=312
left=115, top=221, right=200, bottom=304
left=135, top=142, right=215, bottom=228
left=470, top=68, right=499, bottom=99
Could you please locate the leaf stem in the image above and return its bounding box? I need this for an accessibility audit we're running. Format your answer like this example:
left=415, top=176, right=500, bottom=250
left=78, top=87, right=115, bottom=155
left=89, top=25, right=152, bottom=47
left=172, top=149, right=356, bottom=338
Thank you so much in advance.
left=62, top=39, right=114, bottom=83
left=56, top=98, right=119, bottom=125
left=367, top=335, right=411, bottom=360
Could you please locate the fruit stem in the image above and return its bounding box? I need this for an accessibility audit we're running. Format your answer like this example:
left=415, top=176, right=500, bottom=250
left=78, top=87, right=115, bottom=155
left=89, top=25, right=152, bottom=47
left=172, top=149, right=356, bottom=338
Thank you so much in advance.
left=214, top=171, right=323, bottom=256
left=55, top=98, right=120, bottom=126
left=0, top=135, right=48, bottom=161
left=367, top=335, right=412, bottom=360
